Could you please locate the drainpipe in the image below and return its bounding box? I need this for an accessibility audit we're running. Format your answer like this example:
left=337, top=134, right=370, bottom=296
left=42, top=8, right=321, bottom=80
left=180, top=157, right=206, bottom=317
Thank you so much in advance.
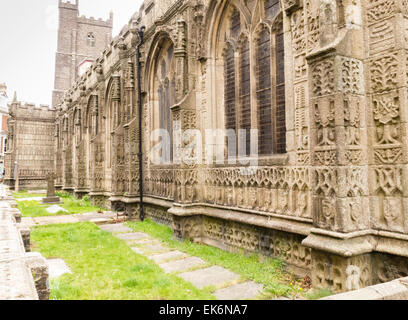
left=137, top=26, right=146, bottom=221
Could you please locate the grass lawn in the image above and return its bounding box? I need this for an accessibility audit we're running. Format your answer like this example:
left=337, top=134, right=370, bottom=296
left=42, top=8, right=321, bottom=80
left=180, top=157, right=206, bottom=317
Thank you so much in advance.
left=12, top=190, right=46, bottom=199
left=16, top=192, right=104, bottom=217
left=127, top=220, right=312, bottom=299
left=31, top=223, right=214, bottom=300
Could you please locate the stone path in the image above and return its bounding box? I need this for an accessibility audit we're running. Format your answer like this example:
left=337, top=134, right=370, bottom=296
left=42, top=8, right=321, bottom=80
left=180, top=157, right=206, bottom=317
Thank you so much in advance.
left=7, top=192, right=268, bottom=300
left=99, top=223, right=265, bottom=300
left=22, top=211, right=118, bottom=228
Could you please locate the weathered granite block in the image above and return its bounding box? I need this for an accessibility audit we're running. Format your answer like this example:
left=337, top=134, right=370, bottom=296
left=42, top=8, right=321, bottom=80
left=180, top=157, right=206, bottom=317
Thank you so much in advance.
left=25, top=253, right=50, bottom=301
left=17, top=224, right=31, bottom=252
left=0, top=259, right=39, bottom=300
left=8, top=208, right=22, bottom=223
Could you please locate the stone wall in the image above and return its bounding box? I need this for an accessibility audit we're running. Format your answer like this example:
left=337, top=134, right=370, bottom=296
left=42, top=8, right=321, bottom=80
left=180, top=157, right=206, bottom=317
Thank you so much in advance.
left=46, top=0, right=408, bottom=293
left=4, top=102, right=56, bottom=190
left=0, top=186, right=49, bottom=300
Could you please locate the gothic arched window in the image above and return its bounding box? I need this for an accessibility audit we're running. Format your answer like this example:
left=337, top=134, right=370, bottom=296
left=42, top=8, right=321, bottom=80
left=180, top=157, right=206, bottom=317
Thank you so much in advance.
left=152, top=40, right=176, bottom=164
left=239, top=38, right=251, bottom=156
left=217, top=1, right=286, bottom=157
left=256, top=27, right=273, bottom=155
left=74, top=108, right=82, bottom=145
left=224, top=43, right=236, bottom=135
left=275, top=19, right=286, bottom=154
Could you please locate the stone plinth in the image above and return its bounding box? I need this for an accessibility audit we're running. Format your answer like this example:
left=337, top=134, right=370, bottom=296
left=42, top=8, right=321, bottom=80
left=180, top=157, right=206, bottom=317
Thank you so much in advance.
left=42, top=196, right=62, bottom=204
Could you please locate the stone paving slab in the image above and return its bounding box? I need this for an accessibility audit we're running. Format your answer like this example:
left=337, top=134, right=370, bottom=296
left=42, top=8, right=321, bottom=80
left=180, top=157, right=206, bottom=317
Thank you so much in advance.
left=214, top=281, right=264, bottom=300
left=74, top=212, right=116, bottom=222
left=0, top=240, right=26, bottom=261
left=131, top=247, right=146, bottom=255
left=115, top=232, right=149, bottom=241
left=89, top=218, right=111, bottom=225
left=99, top=223, right=133, bottom=234
left=47, top=259, right=72, bottom=279
left=159, top=257, right=206, bottom=273
left=21, top=217, right=35, bottom=228
left=142, top=243, right=170, bottom=254
left=32, top=216, right=80, bottom=226
left=149, top=250, right=189, bottom=264
left=0, top=258, right=39, bottom=300
left=19, top=213, right=118, bottom=228
left=179, top=266, right=241, bottom=289
left=131, top=239, right=160, bottom=247
left=131, top=238, right=156, bottom=245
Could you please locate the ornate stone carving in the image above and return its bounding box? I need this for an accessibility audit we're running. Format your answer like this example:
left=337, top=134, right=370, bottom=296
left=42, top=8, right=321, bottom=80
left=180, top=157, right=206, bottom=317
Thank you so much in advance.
left=370, top=55, right=398, bottom=93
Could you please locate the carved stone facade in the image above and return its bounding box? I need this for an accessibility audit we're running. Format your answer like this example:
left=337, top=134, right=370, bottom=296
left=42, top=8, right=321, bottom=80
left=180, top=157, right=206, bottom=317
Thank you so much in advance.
left=47, top=0, right=408, bottom=293
left=4, top=100, right=56, bottom=189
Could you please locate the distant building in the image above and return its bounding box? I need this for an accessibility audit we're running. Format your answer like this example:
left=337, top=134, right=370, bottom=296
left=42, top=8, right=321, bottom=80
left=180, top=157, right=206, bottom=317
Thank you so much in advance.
left=4, top=0, right=113, bottom=189
left=52, top=0, right=113, bottom=109
left=0, top=83, right=9, bottom=179
left=4, top=95, right=56, bottom=190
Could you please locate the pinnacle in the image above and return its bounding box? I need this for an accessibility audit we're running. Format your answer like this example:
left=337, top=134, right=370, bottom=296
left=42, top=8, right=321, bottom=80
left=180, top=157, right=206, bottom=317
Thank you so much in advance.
left=12, top=91, right=17, bottom=103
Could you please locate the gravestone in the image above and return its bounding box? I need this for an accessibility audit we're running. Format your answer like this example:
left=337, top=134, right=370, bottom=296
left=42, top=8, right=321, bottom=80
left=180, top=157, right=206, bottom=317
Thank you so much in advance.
left=42, top=172, right=62, bottom=204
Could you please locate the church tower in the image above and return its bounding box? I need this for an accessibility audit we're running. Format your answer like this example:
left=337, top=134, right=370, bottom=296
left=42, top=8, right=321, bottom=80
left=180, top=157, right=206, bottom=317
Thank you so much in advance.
left=52, top=0, right=113, bottom=108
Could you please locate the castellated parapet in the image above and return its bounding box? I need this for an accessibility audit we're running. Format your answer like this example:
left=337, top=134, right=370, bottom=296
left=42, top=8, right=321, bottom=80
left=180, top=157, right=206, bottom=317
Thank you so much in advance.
left=77, top=14, right=114, bottom=28
left=59, top=0, right=113, bottom=27
left=9, top=102, right=56, bottom=120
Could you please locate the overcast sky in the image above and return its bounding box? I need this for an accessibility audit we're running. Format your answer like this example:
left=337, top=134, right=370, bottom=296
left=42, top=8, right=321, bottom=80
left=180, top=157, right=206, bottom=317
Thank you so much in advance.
left=0, top=0, right=143, bottom=106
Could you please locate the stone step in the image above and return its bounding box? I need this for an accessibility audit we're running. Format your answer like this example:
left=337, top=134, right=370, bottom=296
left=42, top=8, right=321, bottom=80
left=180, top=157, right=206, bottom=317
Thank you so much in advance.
left=75, top=213, right=114, bottom=223
left=100, top=223, right=133, bottom=234
left=114, top=232, right=150, bottom=241
left=131, top=238, right=156, bottom=245
left=159, top=257, right=206, bottom=274
left=32, top=216, right=80, bottom=226
left=89, top=218, right=111, bottom=225
left=179, top=266, right=241, bottom=290
left=140, top=243, right=170, bottom=254
left=214, top=281, right=264, bottom=300
left=149, top=250, right=189, bottom=264
left=131, top=247, right=145, bottom=255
